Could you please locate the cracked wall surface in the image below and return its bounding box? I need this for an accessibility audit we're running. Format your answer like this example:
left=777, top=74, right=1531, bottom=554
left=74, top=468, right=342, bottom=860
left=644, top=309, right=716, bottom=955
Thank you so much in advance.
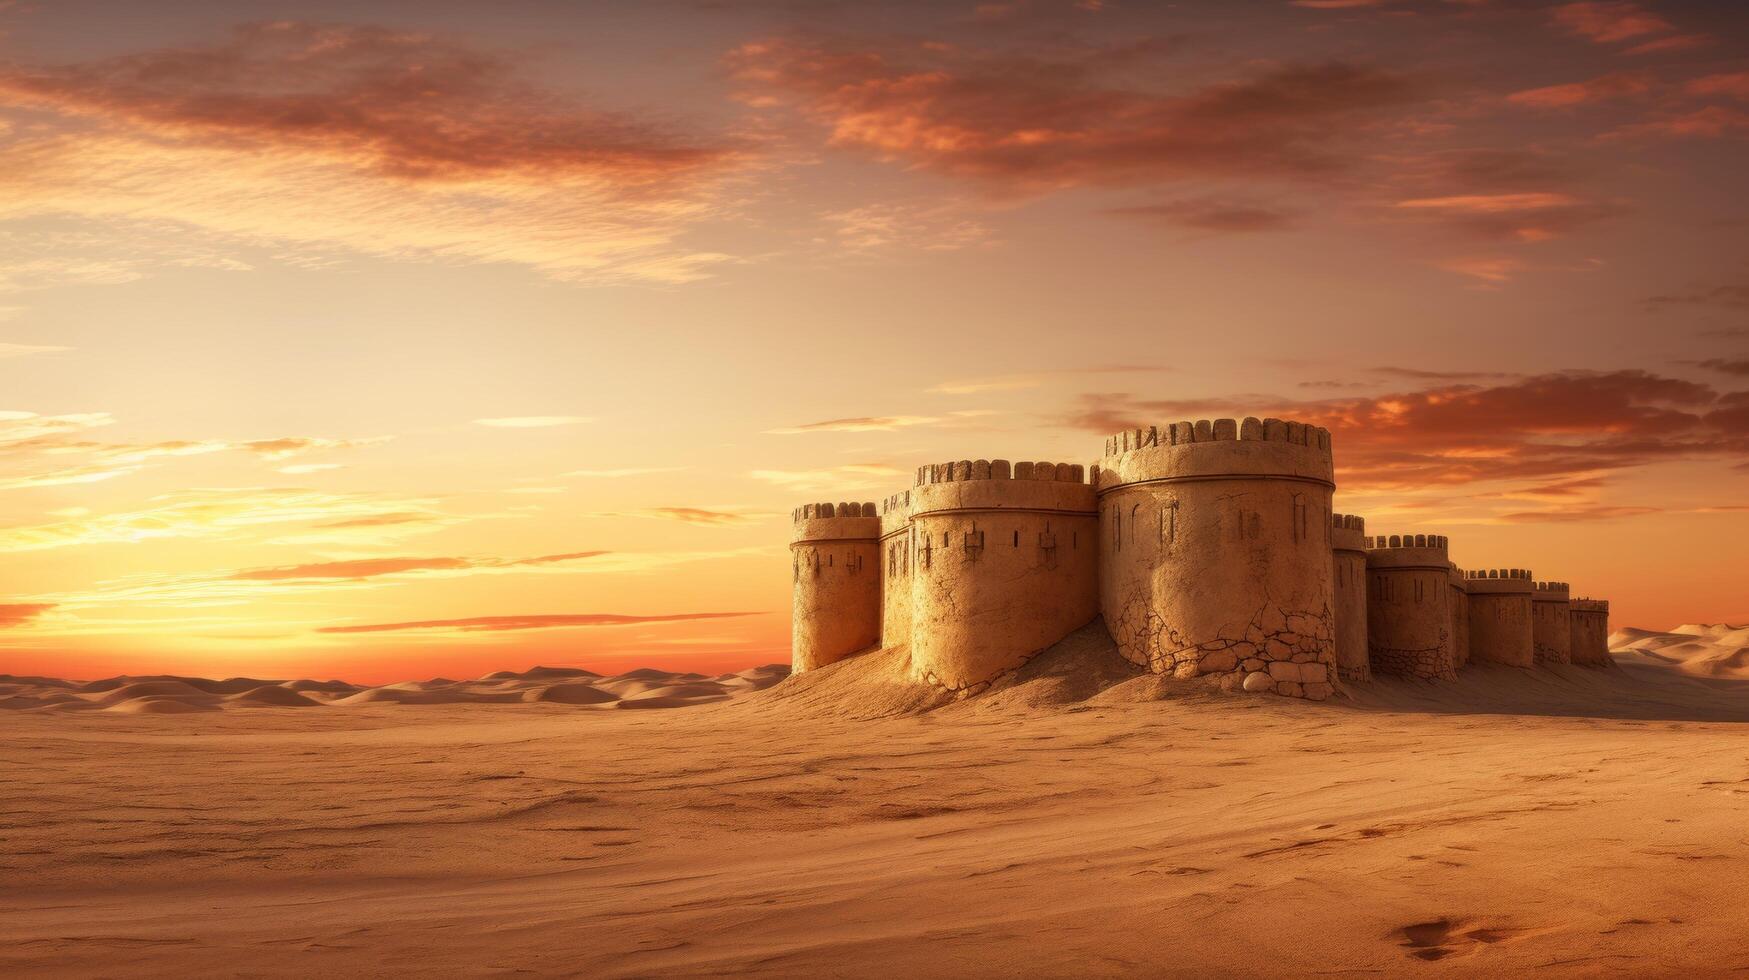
left=1098, top=476, right=1338, bottom=701
left=908, top=508, right=1099, bottom=691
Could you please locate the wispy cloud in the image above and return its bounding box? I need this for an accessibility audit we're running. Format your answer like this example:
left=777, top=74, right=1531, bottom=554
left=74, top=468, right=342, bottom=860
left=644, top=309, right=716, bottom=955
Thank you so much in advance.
left=474, top=416, right=594, bottom=428
left=749, top=463, right=905, bottom=492
left=0, top=602, right=54, bottom=628
left=317, top=611, right=762, bottom=635
left=727, top=36, right=1417, bottom=194
left=563, top=466, right=686, bottom=478
left=1549, top=2, right=1673, bottom=44
left=0, top=22, right=744, bottom=286
left=766, top=415, right=948, bottom=434
left=595, top=506, right=776, bottom=527
left=0, top=342, right=71, bottom=358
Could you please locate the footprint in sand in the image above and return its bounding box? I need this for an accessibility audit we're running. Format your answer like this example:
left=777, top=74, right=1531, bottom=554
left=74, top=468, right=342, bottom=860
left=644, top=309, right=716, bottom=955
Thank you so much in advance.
left=1397, top=918, right=1541, bottom=961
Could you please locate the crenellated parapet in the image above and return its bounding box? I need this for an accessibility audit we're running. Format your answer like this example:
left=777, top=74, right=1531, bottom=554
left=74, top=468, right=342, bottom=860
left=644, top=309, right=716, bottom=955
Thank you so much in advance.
left=1331, top=514, right=1367, bottom=554
left=1465, top=568, right=1535, bottom=592
left=1569, top=597, right=1613, bottom=667
left=1094, top=417, right=1334, bottom=494
left=1364, top=533, right=1451, bottom=570
left=1571, top=598, right=1609, bottom=613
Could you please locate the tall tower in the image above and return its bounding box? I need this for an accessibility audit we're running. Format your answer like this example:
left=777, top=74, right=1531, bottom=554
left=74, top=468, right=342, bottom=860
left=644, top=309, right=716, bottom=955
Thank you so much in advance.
left=1330, top=514, right=1370, bottom=682
left=1569, top=599, right=1612, bottom=667
left=1466, top=569, right=1535, bottom=668
left=1095, top=417, right=1337, bottom=700
left=1365, top=534, right=1456, bottom=680
left=1532, top=581, right=1572, bottom=665
left=789, top=501, right=880, bottom=673
left=879, top=490, right=915, bottom=649
left=907, top=459, right=1098, bottom=692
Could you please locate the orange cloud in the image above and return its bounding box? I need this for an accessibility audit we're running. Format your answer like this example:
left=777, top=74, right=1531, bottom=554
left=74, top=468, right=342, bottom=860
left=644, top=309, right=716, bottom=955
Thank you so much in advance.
left=727, top=37, right=1416, bottom=193
left=597, top=507, right=774, bottom=527
left=1061, top=370, right=1747, bottom=492
left=0, top=602, right=53, bottom=627
left=317, top=611, right=762, bottom=634
left=0, top=23, right=743, bottom=284
left=1106, top=198, right=1294, bottom=233
left=0, top=21, right=723, bottom=183
left=1507, top=72, right=1653, bottom=108
left=1550, top=2, right=1673, bottom=44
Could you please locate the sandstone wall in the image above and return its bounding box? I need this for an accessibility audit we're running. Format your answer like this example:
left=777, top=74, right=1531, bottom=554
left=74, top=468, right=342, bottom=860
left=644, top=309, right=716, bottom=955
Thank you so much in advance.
left=878, top=490, right=915, bottom=649
left=907, top=460, right=1098, bottom=692
left=1365, top=534, right=1456, bottom=680
left=1448, top=565, right=1471, bottom=671
left=1569, top=599, right=1613, bottom=667
left=1532, top=581, right=1573, bottom=665
left=1095, top=417, right=1337, bottom=700
left=1331, top=514, right=1370, bottom=683
left=789, top=502, right=881, bottom=673
left=1466, top=569, right=1535, bottom=668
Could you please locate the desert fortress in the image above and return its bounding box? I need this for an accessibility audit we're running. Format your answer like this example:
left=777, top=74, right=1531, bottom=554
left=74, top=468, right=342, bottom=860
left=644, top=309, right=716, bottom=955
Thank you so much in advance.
left=790, top=417, right=1611, bottom=700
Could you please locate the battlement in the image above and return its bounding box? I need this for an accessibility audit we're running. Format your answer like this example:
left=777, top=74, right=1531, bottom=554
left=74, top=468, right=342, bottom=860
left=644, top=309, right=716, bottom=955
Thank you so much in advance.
left=1534, top=581, right=1572, bottom=600
left=1571, top=598, right=1610, bottom=613
left=1094, top=416, right=1335, bottom=492
left=1101, top=417, right=1332, bottom=457
left=1364, top=532, right=1450, bottom=570
left=1464, top=568, right=1535, bottom=595
left=1331, top=513, right=1367, bottom=553
left=790, top=501, right=880, bottom=545
left=792, top=501, right=876, bottom=522
left=1449, top=564, right=1468, bottom=588
left=1366, top=533, right=1450, bottom=553
left=914, top=459, right=1085, bottom=486
left=879, top=490, right=914, bottom=539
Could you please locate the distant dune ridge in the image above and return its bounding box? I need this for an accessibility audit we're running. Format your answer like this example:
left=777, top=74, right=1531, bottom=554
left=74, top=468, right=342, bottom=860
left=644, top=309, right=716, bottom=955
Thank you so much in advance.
left=0, top=663, right=791, bottom=714
left=4, top=624, right=1735, bottom=719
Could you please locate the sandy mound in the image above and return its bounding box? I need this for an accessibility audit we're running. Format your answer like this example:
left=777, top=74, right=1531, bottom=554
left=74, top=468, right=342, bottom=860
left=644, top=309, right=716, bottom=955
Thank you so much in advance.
left=228, top=685, right=321, bottom=707
left=481, top=666, right=602, bottom=681
left=279, top=679, right=358, bottom=693
left=89, top=681, right=221, bottom=708
left=105, top=696, right=218, bottom=714
left=614, top=692, right=731, bottom=709
left=333, top=687, right=522, bottom=705
left=1609, top=624, right=1749, bottom=679
left=522, top=683, right=619, bottom=705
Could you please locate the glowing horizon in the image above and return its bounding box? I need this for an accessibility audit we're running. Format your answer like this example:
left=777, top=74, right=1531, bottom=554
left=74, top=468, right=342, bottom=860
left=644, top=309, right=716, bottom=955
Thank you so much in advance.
left=2, top=0, right=1746, bottom=684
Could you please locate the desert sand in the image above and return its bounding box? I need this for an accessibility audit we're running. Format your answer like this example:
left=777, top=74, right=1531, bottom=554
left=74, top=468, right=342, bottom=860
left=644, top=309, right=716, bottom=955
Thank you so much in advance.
left=5, top=626, right=1749, bottom=977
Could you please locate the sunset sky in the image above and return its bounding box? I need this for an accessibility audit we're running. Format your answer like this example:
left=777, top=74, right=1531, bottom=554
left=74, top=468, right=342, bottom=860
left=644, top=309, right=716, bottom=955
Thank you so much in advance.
left=1, top=0, right=1745, bottom=682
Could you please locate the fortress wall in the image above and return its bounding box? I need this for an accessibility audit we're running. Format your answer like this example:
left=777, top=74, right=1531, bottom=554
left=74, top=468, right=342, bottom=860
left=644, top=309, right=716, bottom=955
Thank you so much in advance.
left=1532, top=581, right=1573, bottom=665
left=1569, top=599, right=1613, bottom=667
left=1465, top=569, right=1536, bottom=668
left=1331, top=514, right=1370, bottom=683
left=789, top=502, right=881, bottom=673
left=879, top=492, right=915, bottom=648
left=907, top=461, right=1098, bottom=691
left=1364, top=535, right=1456, bottom=680
left=1095, top=417, right=1337, bottom=701
left=1449, top=565, right=1471, bottom=671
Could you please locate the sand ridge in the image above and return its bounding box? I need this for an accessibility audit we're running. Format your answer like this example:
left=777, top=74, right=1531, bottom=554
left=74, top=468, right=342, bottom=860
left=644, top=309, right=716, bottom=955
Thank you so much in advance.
left=0, top=663, right=789, bottom=715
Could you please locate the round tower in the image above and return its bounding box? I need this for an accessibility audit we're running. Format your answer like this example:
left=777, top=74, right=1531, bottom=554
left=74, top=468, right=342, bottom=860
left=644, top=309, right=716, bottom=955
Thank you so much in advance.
left=908, top=459, right=1098, bottom=692
left=1465, top=569, right=1535, bottom=668
left=1330, top=514, right=1370, bottom=683
left=1094, top=417, right=1337, bottom=700
left=1569, top=598, right=1612, bottom=667
left=1532, top=581, right=1572, bottom=665
left=1364, top=534, right=1456, bottom=680
left=789, top=501, right=880, bottom=673
left=879, top=490, right=915, bottom=649
left=1448, top=564, right=1470, bottom=671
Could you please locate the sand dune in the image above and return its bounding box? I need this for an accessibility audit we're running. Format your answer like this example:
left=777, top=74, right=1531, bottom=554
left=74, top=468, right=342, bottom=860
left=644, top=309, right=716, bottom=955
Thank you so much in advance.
left=1610, top=623, right=1749, bottom=679
left=0, top=663, right=778, bottom=715
left=6, top=628, right=1749, bottom=975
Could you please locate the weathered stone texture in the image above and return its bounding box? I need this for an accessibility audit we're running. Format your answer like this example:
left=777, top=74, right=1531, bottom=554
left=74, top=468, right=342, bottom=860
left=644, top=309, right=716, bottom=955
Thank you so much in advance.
left=1365, top=535, right=1456, bottom=681
left=1532, top=581, right=1573, bottom=665
left=1569, top=599, right=1613, bottom=667
left=1466, top=569, right=1536, bottom=668
left=1331, top=514, right=1370, bottom=683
